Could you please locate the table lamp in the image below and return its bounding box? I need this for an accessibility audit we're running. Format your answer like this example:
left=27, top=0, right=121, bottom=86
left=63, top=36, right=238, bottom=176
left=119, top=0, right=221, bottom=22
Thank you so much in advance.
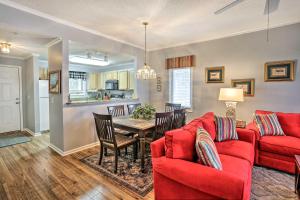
left=219, top=88, right=244, bottom=119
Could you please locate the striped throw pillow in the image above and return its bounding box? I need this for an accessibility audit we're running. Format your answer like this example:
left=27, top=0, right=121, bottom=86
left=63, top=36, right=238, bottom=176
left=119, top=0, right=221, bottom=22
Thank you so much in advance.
left=215, top=116, right=238, bottom=142
left=195, top=128, right=222, bottom=170
left=254, top=113, right=285, bottom=136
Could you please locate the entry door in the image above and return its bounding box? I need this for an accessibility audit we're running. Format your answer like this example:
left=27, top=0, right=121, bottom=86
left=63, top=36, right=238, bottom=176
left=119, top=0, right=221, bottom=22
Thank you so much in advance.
left=0, top=67, right=21, bottom=133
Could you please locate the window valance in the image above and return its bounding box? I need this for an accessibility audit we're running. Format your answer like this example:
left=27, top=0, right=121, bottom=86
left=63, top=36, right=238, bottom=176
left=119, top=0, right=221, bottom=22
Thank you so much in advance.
left=166, top=55, right=195, bottom=69
left=69, top=71, right=87, bottom=80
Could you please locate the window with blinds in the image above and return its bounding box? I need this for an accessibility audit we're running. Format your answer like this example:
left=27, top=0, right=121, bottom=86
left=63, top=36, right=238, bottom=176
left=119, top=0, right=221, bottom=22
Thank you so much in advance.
left=169, top=68, right=192, bottom=108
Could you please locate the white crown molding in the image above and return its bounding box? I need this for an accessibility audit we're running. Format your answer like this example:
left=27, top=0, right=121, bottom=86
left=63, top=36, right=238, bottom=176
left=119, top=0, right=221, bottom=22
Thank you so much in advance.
left=49, top=141, right=100, bottom=156
left=0, top=0, right=143, bottom=50
left=46, top=38, right=62, bottom=48
left=149, top=21, right=300, bottom=52
left=0, top=54, right=25, bottom=60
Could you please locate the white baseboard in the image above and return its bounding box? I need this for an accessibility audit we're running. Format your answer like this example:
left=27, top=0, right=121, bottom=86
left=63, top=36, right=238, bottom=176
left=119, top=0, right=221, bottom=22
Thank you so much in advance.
left=49, top=141, right=100, bottom=156
left=23, top=128, right=41, bottom=136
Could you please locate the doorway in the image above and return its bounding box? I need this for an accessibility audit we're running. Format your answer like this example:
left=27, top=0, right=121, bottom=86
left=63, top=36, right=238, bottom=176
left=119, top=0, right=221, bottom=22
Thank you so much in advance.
left=0, top=66, right=22, bottom=133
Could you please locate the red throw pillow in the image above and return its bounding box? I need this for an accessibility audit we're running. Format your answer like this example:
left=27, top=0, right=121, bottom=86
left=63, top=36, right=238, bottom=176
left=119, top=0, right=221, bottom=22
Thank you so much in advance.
left=201, top=112, right=216, bottom=140
left=276, top=112, right=300, bottom=138
left=165, top=128, right=197, bottom=161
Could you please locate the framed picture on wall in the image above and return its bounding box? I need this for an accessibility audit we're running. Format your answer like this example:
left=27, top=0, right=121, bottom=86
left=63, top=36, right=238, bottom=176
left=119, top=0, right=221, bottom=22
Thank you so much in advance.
left=264, top=60, right=295, bottom=82
left=231, top=79, right=255, bottom=97
left=156, top=76, right=162, bottom=92
left=205, top=66, right=224, bottom=83
left=49, top=70, right=61, bottom=94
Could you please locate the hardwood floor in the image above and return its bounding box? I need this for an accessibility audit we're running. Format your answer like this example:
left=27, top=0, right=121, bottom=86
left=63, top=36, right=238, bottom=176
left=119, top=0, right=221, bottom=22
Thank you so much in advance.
left=0, top=134, right=154, bottom=200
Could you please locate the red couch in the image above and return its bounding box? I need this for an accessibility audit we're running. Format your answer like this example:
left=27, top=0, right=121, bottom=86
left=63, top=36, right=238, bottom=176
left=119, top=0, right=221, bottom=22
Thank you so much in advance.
left=151, top=112, right=255, bottom=200
left=247, top=110, right=300, bottom=174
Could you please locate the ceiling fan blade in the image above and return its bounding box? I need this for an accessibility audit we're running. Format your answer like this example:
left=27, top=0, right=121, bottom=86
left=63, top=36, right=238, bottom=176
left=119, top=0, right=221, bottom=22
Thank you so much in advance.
left=214, top=0, right=245, bottom=15
left=264, top=0, right=280, bottom=15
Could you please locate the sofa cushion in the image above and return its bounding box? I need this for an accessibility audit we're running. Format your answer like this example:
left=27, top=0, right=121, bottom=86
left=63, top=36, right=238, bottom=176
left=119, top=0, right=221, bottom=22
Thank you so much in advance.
left=215, top=116, right=238, bottom=142
left=165, top=128, right=197, bottom=161
left=215, top=140, right=254, bottom=165
left=259, top=136, right=300, bottom=157
left=195, top=128, right=222, bottom=170
left=276, top=112, right=300, bottom=138
left=201, top=112, right=217, bottom=140
left=254, top=113, right=285, bottom=136
left=219, top=154, right=251, bottom=182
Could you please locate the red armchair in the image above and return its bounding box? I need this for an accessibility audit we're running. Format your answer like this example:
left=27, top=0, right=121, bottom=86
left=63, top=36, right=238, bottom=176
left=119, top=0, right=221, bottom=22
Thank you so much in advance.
left=248, top=110, right=300, bottom=174
left=151, top=113, right=255, bottom=200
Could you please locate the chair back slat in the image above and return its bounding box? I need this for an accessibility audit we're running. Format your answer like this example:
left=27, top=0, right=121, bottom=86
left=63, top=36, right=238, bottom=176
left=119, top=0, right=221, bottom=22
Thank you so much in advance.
left=165, top=103, right=181, bottom=112
left=172, top=108, right=186, bottom=129
left=107, top=105, right=125, bottom=117
left=93, top=113, right=116, bottom=146
left=127, top=103, right=141, bottom=115
left=153, top=111, right=173, bottom=140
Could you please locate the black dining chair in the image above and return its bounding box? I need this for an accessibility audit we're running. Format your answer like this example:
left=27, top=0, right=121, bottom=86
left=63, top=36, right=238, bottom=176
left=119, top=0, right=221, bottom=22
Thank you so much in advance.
left=107, top=105, right=125, bottom=117
left=172, top=108, right=186, bottom=129
left=127, top=103, right=141, bottom=115
left=165, top=103, right=181, bottom=112
left=93, top=113, right=138, bottom=173
left=145, top=111, right=173, bottom=144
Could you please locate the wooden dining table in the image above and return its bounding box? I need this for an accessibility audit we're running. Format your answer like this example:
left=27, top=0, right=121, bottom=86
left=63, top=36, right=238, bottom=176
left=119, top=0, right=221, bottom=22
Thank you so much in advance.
left=113, top=116, right=155, bottom=172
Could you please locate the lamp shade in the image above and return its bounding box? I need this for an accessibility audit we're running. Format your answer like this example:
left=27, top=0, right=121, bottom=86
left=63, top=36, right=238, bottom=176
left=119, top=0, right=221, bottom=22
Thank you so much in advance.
left=219, top=88, right=244, bottom=102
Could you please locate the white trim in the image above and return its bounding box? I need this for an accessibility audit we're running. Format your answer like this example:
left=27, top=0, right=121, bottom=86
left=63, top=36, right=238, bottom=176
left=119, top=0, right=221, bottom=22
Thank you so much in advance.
left=23, top=128, right=41, bottom=136
left=49, top=141, right=100, bottom=156
left=46, top=38, right=62, bottom=47
left=49, top=143, right=64, bottom=156
left=0, top=54, right=25, bottom=60
left=0, top=0, right=143, bottom=50
left=0, top=64, right=23, bottom=132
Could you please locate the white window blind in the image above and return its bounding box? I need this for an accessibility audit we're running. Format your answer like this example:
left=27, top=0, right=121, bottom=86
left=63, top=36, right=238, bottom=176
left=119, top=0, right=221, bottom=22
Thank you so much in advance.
left=170, top=68, right=192, bottom=108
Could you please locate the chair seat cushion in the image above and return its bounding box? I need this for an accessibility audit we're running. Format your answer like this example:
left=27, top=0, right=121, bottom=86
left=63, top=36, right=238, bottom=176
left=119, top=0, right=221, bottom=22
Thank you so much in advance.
left=219, top=154, right=251, bottom=182
left=259, top=136, right=300, bottom=157
left=104, top=134, right=136, bottom=148
left=114, top=128, right=133, bottom=136
left=215, top=140, right=254, bottom=165
left=276, top=112, right=300, bottom=138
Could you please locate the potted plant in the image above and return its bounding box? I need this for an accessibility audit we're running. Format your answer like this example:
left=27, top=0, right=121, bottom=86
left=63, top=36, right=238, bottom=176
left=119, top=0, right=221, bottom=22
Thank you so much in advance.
left=132, top=104, right=156, bottom=120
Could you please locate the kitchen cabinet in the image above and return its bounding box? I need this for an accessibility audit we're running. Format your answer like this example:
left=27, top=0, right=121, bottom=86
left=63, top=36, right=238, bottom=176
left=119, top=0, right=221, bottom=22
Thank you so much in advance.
left=128, top=70, right=136, bottom=90
left=88, top=73, right=103, bottom=90
left=104, top=71, right=118, bottom=80
left=118, top=71, right=128, bottom=90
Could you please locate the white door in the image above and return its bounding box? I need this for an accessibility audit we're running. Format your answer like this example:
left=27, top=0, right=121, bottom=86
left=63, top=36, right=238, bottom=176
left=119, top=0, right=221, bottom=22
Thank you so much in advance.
left=0, top=67, right=21, bottom=133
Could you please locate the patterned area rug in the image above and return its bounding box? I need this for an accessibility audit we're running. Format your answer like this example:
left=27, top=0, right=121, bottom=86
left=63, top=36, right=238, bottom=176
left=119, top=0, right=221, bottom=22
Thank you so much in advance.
left=0, top=131, right=32, bottom=148
left=251, top=166, right=298, bottom=200
left=81, top=150, right=297, bottom=199
left=81, top=148, right=153, bottom=197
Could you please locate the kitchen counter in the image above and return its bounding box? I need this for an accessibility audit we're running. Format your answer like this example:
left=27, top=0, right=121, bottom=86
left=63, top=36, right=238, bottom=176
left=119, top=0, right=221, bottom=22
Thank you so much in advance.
left=64, top=98, right=139, bottom=107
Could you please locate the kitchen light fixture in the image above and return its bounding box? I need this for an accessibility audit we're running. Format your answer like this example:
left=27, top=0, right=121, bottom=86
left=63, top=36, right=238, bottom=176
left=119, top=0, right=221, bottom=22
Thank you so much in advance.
left=0, top=42, right=11, bottom=54
left=136, top=22, right=157, bottom=80
left=69, top=55, right=109, bottom=66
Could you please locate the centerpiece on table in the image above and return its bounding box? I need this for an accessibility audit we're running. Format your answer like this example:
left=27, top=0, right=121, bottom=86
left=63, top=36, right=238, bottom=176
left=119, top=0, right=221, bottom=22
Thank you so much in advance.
left=132, top=104, right=156, bottom=120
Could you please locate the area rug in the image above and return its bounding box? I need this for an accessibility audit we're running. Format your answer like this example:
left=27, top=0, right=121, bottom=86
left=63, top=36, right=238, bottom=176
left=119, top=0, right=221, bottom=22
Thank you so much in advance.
left=251, top=166, right=298, bottom=200
left=0, top=131, right=32, bottom=148
left=81, top=148, right=153, bottom=197
left=81, top=150, right=298, bottom=199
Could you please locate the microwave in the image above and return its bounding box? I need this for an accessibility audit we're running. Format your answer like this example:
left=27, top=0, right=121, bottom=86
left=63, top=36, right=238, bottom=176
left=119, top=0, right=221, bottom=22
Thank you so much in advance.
left=105, top=80, right=119, bottom=90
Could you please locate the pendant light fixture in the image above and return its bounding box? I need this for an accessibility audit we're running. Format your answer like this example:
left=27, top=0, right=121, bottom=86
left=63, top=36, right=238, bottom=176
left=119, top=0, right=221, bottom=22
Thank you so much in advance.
left=0, top=42, right=11, bottom=54
left=136, top=22, right=157, bottom=80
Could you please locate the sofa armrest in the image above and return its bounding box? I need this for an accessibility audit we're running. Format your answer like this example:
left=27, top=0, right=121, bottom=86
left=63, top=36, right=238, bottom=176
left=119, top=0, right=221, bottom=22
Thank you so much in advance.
left=151, top=137, right=165, bottom=158
left=152, top=157, right=244, bottom=200
left=237, top=128, right=255, bottom=146
left=246, top=122, right=261, bottom=140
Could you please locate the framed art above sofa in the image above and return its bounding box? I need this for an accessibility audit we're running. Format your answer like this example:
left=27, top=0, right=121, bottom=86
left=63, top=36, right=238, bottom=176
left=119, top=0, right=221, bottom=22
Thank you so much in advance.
left=231, top=79, right=255, bottom=97
left=264, top=60, right=295, bottom=82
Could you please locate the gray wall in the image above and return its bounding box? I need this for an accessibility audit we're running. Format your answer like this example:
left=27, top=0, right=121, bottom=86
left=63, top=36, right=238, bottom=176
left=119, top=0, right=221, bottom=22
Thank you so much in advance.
left=149, top=23, right=300, bottom=122
left=24, top=56, right=40, bottom=133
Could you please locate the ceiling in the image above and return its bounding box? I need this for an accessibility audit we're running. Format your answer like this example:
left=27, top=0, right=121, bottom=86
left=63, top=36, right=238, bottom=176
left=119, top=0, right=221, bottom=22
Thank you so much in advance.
left=1, top=0, right=300, bottom=50
left=0, top=27, right=56, bottom=59
left=69, top=41, right=135, bottom=67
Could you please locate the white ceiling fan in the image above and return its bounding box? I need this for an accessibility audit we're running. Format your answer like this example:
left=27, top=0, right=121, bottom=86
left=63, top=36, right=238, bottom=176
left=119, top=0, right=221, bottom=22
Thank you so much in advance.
left=214, top=0, right=280, bottom=15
